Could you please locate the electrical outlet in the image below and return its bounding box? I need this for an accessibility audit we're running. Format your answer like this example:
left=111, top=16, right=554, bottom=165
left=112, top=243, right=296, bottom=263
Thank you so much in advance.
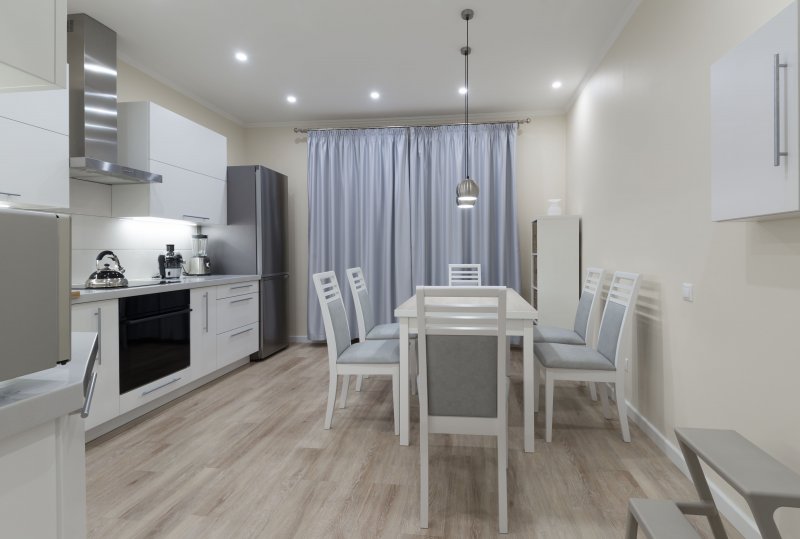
left=625, top=357, right=630, bottom=372
left=682, top=283, right=694, bottom=302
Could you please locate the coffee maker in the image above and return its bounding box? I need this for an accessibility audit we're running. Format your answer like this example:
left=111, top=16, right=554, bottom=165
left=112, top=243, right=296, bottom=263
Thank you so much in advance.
left=158, top=244, right=183, bottom=279
left=185, top=234, right=212, bottom=275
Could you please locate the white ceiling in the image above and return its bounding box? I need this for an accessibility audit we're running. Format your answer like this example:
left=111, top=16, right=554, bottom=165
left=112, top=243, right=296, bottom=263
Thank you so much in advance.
left=66, top=0, right=639, bottom=126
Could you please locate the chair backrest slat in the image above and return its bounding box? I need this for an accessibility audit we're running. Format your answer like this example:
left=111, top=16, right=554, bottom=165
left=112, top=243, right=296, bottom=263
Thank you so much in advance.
left=596, top=272, right=640, bottom=367
left=573, top=267, right=606, bottom=343
left=313, top=271, right=352, bottom=363
left=417, top=286, right=506, bottom=420
left=346, top=267, right=376, bottom=341
left=448, top=263, right=482, bottom=287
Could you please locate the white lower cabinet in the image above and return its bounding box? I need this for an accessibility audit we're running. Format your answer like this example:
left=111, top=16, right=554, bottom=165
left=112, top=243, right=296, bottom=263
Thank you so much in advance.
left=191, top=286, right=218, bottom=378
left=218, top=323, right=259, bottom=368
left=119, top=367, right=191, bottom=415
left=216, top=281, right=260, bottom=367
left=71, top=300, right=119, bottom=430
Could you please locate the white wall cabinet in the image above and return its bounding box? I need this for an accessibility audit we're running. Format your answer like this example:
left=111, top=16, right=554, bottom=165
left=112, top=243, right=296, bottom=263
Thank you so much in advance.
left=0, top=0, right=66, bottom=92
left=0, top=87, right=68, bottom=208
left=113, top=101, right=227, bottom=224
left=71, top=300, right=120, bottom=430
left=191, top=287, right=218, bottom=378
left=531, top=216, right=580, bottom=328
left=711, top=1, right=800, bottom=221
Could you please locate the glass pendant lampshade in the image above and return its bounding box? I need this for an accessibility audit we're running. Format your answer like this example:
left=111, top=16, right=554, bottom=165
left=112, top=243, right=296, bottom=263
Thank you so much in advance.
left=457, top=177, right=479, bottom=208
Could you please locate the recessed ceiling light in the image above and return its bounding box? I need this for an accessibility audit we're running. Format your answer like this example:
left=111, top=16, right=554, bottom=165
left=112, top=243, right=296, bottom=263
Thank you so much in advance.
left=235, top=51, right=248, bottom=63
left=551, top=80, right=563, bottom=89
left=458, top=86, right=468, bottom=95
left=286, top=95, right=297, bottom=104
left=370, top=91, right=380, bottom=100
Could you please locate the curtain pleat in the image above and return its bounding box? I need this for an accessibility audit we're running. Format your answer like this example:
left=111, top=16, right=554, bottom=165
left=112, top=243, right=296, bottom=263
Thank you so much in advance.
left=307, top=123, right=521, bottom=341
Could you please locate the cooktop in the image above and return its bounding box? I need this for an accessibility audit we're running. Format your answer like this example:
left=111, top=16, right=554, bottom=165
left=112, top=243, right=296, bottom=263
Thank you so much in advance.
left=72, top=278, right=183, bottom=290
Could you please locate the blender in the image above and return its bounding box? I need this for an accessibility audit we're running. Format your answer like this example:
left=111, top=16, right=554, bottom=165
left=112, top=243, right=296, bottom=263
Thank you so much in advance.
left=186, top=234, right=212, bottom=275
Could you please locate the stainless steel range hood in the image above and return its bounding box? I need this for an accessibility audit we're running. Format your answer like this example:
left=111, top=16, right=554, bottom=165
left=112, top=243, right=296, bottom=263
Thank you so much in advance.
left=67, top=14, right=161, bottom=185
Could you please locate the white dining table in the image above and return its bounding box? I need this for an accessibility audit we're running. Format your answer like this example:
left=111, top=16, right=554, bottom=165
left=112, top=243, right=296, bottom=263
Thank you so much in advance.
left=394, top=288, right=539, bottom=452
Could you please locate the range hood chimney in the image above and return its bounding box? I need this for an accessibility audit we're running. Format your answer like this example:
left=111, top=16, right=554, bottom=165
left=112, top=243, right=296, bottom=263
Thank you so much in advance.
left=67, top=14, right=161, bottom=185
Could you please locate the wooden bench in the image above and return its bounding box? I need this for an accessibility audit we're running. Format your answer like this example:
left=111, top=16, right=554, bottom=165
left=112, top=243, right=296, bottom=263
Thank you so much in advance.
left=627, top=427, right=800, bottom=538
left=626, top=499, right=701, bottom=539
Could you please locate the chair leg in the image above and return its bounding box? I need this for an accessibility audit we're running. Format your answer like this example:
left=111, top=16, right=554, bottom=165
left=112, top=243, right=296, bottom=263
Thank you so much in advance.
left=498, top=431, right=508, bottom=534
left=533, top=363, right=540, bottom=413
left=625, top=511, right=639, bottom=539
left=355, top=375, right=364, bottom=391
left=410, top=340, right=418, bottom=396
left=339, top=375, right=350, bottom=408
left=324, top=371, right=337, bottom=429
left=616, top=381, right=631, bottom=443
left=420, top=420, right=429, bottom=529
left=545, top=373, right=554, bottom=443
left=589, top=382, right=598, bottom=401
left=599, top=382, right=612, bottom=419
left=392, top=372, right=400, bottom=436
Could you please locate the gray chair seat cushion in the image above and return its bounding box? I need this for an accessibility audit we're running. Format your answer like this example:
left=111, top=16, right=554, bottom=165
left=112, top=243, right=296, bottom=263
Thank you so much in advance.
left=366, top=322, right=400, bottom=340
left=338, top=339, right=400, bottom=365
left=535, top=342, right=615, bottom=371
left=534, top=325, right=585, bottom=345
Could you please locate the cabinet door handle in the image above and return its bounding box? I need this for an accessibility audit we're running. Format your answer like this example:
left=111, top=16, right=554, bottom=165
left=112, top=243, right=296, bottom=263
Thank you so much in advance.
left=94, top=308, right=102, bottom=365
left=203, top=292, right=209, bottom=333
left=0, top=191, right=21, bottom=197
left=183, top=214, right=210, bottom=221
left=229, top=297, right=253, bottom=304
left=142, top=377, right=182, bottom=396
left=230, top=284, right=253, bottom=290
left=774, top=53, right=789, bottom=166
left=230, top=327, right=254, bottom=338
left=81, top=372, right=98, bottom=419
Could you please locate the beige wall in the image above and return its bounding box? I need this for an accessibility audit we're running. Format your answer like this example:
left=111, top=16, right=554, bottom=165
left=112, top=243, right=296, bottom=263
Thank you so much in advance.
left=244, top=119, right=566, bottom=338
left=117, top=61, right=246, bottom=165
left=566, top=0, right=800, bottom=534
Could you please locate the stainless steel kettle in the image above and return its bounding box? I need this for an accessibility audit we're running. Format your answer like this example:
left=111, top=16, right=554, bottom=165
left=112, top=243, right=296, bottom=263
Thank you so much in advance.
left=85, top=250, right=128, bottom=288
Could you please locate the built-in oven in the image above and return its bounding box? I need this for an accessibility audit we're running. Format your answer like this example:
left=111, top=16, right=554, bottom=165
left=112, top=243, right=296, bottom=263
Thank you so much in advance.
left=118, top=290, right=191, bottom=394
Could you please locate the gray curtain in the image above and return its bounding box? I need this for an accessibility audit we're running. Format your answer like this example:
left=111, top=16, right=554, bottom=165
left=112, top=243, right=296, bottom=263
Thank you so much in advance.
left=307, top=123, right=521, bottom=341
left=409, top=123, right=520, bottom=289
left=307, top=128, right=412, bottom=341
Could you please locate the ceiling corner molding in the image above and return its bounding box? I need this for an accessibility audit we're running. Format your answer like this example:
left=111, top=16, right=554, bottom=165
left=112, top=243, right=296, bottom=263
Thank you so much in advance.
left=117, top=53, right=247, bottom=127
left=564, top=0, right=643, bottom=114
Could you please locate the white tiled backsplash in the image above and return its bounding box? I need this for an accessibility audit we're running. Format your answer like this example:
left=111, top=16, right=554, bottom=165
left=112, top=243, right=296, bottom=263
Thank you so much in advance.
left=71, top=214, right=196, bottom=285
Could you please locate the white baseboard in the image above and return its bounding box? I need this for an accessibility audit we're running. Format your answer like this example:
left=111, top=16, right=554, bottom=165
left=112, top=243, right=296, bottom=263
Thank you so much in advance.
left=625, top=402, right=760, bottom=539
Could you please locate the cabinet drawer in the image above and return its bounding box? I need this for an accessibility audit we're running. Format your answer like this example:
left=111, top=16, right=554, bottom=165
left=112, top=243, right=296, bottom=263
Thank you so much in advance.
left=217, top=323, right=258, bottom=367
left=217, top=292, right=259, bottom=334
left=119, top=367, right=191, bottom=415
left=217, top=281, right=258, bottom=299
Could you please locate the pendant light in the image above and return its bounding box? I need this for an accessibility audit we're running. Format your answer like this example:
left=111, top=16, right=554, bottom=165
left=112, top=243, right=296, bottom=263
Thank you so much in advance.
left=456, top=8, right=479, bottom=209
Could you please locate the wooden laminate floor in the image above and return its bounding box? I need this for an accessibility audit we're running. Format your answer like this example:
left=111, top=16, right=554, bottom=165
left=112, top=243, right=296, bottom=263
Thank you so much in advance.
left=86, top=344, right=743, bottom=539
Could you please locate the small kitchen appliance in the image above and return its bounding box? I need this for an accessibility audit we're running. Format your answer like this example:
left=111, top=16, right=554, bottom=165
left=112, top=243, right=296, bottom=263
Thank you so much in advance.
left=85, top=250, right=128, bottom=288
left=158, top=244, right=183, bottom=279
left=185, top=234, right=212, bottom=275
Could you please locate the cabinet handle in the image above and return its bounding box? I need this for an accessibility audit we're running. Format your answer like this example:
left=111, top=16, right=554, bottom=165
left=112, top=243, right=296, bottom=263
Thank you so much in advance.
left=774, top=53, right=789, bottom=166
left=230, top=284, right=253, bottom=290
left=183, top=214, right=210, bottom=221
left=142, top=377, right=182, bottom=396
left=81, top=372, right=98, bottom=419
left=230, top=327, right=254, bottom=338
left=203, top=292, right=209, bottom=333
left=0, top=191, right=21, bottom=197
left=229, top=297, right=253, bottom=304
left=94, top=308, right=102, bottom=365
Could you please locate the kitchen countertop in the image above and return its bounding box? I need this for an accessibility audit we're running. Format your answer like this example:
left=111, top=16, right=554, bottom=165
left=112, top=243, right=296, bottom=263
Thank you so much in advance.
left=0, top=332, right=97, bottom=442
left=71, top=274, right=261, bottom=304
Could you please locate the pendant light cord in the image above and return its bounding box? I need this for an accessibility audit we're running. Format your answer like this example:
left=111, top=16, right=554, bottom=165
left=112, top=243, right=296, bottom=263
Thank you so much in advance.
left=464, top=16, right=470, bottom=180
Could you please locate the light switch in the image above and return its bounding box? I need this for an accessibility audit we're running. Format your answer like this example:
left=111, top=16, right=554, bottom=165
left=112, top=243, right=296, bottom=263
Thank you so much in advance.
left=682, top=283, right=694, bottom=302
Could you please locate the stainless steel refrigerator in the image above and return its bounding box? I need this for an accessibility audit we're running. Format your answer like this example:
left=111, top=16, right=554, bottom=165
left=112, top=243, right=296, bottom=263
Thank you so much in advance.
left=207, top=165, right=289, bottom=359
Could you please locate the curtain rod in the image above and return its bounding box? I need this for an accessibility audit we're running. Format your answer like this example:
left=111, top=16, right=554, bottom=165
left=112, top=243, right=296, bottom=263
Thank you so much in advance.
left=293, top=117, right=531, bottom=134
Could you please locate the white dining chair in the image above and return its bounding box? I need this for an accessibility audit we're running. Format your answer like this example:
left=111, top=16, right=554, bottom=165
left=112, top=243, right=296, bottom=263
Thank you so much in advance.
left=346, top=267, right=413, bottom=397
left=312, top=271, right=400, bottom=433
left=448, top=263, right=482, bottom=286
left=534, top=267, right=605, bottom=402
left=535, top=271, right=640, bottom=443
left=417, top=285, right=509, bottom=534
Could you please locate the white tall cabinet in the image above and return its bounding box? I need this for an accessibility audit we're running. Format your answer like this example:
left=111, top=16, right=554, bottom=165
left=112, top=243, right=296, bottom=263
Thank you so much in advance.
left=711, top=1, right=800, bottom=221
left=531, top=216, right=580, bottom=329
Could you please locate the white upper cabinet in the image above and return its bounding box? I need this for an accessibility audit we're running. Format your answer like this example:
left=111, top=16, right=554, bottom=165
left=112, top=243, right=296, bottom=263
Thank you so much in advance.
left=711, top=1, right=799, bottom=221
left=0, top=86, right=68, bottom=208
left=113, top=101, right=228, bottom=224
left=0, top=0, right=66, bottom=92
